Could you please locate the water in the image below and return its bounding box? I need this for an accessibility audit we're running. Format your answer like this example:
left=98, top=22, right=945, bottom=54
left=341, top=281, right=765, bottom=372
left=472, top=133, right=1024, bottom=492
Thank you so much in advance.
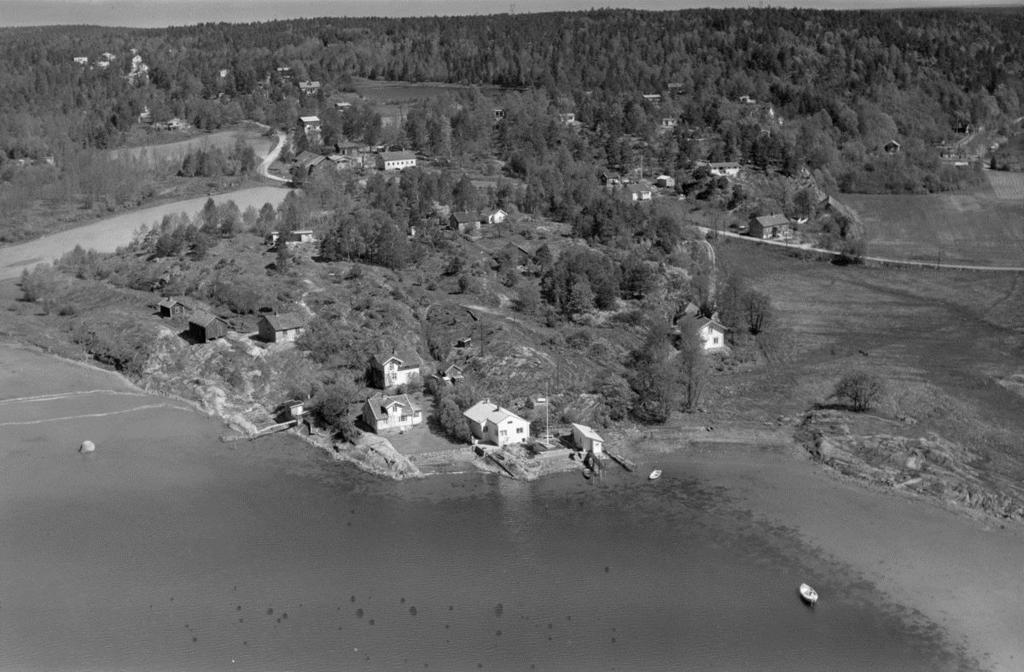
left=0, top=390, right=973, bottom=671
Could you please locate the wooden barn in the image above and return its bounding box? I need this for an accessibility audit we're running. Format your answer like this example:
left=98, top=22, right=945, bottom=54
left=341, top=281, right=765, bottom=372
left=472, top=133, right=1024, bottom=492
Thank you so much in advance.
left=188, top=310, right=229, bottom=343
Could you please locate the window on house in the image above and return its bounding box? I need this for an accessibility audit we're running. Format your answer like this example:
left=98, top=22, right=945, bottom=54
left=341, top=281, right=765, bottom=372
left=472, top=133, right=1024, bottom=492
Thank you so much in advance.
left=517, top=427, right=523, bottom=433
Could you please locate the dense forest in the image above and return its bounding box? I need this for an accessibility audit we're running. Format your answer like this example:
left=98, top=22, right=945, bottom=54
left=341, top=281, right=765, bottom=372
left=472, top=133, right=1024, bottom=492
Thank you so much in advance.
left=0, top=7, right=1022, bottom=198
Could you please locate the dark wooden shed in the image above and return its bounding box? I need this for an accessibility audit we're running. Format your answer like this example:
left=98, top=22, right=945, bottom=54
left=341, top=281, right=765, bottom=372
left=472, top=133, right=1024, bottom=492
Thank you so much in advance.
left=188, top=310, right=229, bottom=343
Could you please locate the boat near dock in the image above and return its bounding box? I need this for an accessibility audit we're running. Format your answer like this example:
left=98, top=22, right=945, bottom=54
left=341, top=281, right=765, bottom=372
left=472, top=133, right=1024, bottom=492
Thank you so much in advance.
left=649, top=469, right=662, bottom=480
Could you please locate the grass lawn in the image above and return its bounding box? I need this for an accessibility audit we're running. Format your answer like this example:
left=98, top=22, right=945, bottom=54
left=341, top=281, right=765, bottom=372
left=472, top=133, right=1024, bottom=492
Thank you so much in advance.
left=842, top=182, right=1024, bottom=266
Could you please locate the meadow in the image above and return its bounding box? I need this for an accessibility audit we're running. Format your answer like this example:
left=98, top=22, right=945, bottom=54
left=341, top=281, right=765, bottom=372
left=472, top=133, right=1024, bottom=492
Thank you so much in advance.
left=108, top=125, right=273, bottom=167
left=842, top=176, right=1024, bottom=267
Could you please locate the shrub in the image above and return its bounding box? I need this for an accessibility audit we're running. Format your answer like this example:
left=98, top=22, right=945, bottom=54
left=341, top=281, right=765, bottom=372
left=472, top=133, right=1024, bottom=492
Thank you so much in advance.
left=830, top=371, right=884, bottom=412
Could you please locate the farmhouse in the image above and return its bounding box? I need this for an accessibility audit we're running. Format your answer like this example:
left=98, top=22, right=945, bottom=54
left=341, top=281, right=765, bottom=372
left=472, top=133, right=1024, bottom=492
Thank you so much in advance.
left=362, top=393, right=422, bottom=433
left=298, top=115, right=321, bottom=143
left=748, top=214, right=791, bottom=239
left=257, top=312, right=306, bottom=343
left=73, top=56, right=89, bottom=65
left=655, top=174, right=676, bottom=188
left=641, top=93, right=662, bottom=103
left=626, top=181, right=653, bottom=202
left=485, top=208, right=508, bottom=225
left=707, top=162, right=741, bottom=177
left=674, top=315, right=727, bottom=352
left=463, top=401, right=531, bottom=447
left=157, top=297, right=191, bottom=318
left=450, top=211, right=481, bottom=236
left=571, top=423, right=604, bottom=456
left=298, top=80, right=321, bottom=95
left=377, top=151, right=417, bottom=171
left=294, top=150, right=327, bottom=175
left=557, top=112, right=576, bottom=125
left=188, top=311, right=229, bottom=343
left=370, top=350, right=421, bottom=389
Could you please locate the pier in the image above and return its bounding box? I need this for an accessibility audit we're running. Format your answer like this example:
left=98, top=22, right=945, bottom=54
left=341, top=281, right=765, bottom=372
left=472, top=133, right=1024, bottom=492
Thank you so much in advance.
left=605, top=449, right=636, bottom=472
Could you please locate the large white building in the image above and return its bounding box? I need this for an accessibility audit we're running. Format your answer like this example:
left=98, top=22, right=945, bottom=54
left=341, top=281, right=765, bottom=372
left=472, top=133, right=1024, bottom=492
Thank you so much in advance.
left=463, top=401, right=530, bottom=447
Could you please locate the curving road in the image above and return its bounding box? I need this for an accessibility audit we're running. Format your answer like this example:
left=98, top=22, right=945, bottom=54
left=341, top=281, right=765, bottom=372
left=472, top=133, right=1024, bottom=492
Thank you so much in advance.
left=258, top=129, right=290, bottom=183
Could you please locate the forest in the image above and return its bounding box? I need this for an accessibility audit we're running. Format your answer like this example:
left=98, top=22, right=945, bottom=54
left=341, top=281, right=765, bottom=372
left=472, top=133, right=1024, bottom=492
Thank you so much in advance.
left=0, top=7, right=1021, bottom=161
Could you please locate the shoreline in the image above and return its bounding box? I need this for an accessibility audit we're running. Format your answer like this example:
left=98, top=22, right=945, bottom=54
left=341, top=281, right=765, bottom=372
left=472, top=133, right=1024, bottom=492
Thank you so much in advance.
left=2, top=341, right=1021, bottom=670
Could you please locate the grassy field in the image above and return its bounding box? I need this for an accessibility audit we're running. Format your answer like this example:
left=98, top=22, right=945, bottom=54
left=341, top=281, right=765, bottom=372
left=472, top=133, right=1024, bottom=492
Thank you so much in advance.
left=985, top=168, right=1024, bottom=200
left=108, top=126, right=273, bottom=166
left=842, top=182, right=1024, bottom=266
left=705, top=239, right=1024, bottom=511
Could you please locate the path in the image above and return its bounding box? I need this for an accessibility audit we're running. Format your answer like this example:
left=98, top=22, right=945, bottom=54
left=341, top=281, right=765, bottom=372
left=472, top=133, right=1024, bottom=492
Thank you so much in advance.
left=258, top=129, right=290, bottom=183
left=697, top=227, right=1024, bottom=273
left=0, top=186, right=290, bottom=280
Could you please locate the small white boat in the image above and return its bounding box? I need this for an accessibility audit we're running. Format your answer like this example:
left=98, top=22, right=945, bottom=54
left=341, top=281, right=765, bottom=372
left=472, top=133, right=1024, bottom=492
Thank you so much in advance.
left=648, top=469, right=662, bottom=480
left=799, top=583, right=819, bottom=605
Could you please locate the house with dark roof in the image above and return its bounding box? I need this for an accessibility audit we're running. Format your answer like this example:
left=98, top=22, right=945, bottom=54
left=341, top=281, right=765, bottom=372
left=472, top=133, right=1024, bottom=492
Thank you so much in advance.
left=463, top=401, right=530, bottom=447
left=188, top=310, right=229, bottom=343
left=257, top=312, right=307, bottom=343
left=626, top=181, right=653, bottom=202
left=158, top=297, right=191, bottom=318
left=673, top=315, right=727, bottom=352
left=362, top=393, right=422, bottom=433
left=377, top=151, right=416, bottom=171
left=449, top=211, right=481, bottom=237
left=370, top=350, right=421, bottom=389
left=748, top=214, right=791, bottom=239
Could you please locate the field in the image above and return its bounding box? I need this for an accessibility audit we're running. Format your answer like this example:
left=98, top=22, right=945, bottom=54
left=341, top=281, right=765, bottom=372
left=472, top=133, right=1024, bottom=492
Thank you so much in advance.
left=842, top=180, right=1024, bottom=266
left=986, top=168, right=1024, bottom=200
left=108, top=125, right=273, bottom=166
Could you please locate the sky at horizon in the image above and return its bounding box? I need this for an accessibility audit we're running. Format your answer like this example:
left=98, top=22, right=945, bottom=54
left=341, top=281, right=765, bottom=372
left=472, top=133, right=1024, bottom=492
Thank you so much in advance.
left=0, top=0, right=1020, bottom=28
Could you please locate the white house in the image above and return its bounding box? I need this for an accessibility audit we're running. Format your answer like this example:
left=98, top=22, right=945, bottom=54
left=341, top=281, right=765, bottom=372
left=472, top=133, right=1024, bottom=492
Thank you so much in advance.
left=73, top=56, right=89, bottom=65
left=571, top=423, right=604, bottom=456
left=707, top=162, right=741, bottom=177
left=362, top=393, right=422, bottom=433
left=298, top=115, right=321, bottom=143
left=626, top=182, right=653, bottom=202
left=370, top=350, right=421, bottom=389
left=485, top=208, right=508, bottom=225
left=378, top=151, right=417, bottom=171
left=675, top=315, right=727, bottom=352
left=463, top=401, right=531, bottom=447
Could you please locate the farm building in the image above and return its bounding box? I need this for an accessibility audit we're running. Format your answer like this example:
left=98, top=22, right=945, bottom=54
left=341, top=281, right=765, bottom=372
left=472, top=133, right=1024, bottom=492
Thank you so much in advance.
left=674, top=315, right=727, bottom=352
left=485, top=208, right=508, bottom=225
left=370, top=350, right=421, bottom=389
left=601, top=171, right=624, bottom=187
left=297, top=116, right=321, bottom=143
left=884, top=139, right=902, bottom=153
left=626, top=182, right=653, bottom=202
left=188, top=311, right=229, bottom=343
left=748, top=214, right=791, bottom=239
left=158, top=297, right=191, bottom=318
left=571, top=423, right=605, bottom=456
left=450, top=211, right=481, bottom=236
left=298, top=80, right=321, bottom=95
left=362, top=393, right=422, bottom=433
left=257, top=312, right=306, bottom=343
left=655, top=174, right=675, bottom=188
left=463, top=401, right=531, bottom=447
left=707, top=162, right=741, bottom=177
left=377, top=151, right=417, bottom=171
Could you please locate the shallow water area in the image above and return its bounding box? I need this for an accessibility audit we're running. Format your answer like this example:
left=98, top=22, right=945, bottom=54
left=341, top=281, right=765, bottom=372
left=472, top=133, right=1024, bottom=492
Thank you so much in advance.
left=0, top=346, right=979, bottom=672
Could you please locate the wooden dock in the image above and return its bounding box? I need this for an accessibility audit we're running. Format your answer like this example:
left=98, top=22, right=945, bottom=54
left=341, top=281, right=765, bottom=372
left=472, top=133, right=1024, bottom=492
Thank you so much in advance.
left=488, top=453, right=519, bottom=479
left=605, top=449, right=636, bottom=472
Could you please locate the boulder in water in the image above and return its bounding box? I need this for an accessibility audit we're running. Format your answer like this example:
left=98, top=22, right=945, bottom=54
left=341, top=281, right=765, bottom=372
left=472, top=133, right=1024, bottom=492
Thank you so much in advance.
left=79, top=440, right=96, bottom=454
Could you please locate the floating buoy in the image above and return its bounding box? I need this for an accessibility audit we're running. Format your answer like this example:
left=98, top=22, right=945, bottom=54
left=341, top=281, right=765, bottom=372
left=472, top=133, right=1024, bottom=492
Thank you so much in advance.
left=80, top=440, right=96, bottom=453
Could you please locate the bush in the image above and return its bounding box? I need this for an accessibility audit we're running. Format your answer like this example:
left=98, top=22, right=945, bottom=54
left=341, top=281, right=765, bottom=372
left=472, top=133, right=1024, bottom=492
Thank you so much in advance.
left=830, top=371, right=884, bottom=412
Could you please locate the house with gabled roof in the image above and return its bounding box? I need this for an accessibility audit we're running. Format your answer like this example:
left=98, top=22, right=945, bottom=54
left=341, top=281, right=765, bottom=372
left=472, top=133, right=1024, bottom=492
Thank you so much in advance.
left=362, top=393, right=422, bottom=433
left=158, top=297, right=191, bottom=318
left=257, top=312, right=306, bottom=343
left=377, top=151, right=416, bottom=171
left=674, top=315, right=727, bottom=352
left=463, top=400, right=531, bottom=447
left=450, top=211, right=481, bottom=237
left=188, top=310, right=229, bottom=343
left=707, top=162, right=741, bottom=177
left=571, top=423, right=604, bottom=456
left=748, top=214, right=791, bottom=239
left=370, top=350, right=421, bottom=389
left=626, top=181, right=653, bottom=202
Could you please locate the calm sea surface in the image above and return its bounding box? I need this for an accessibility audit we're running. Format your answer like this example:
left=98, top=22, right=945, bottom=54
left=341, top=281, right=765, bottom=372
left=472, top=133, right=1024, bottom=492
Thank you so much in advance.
left=0, top=397, right=973, bottom=672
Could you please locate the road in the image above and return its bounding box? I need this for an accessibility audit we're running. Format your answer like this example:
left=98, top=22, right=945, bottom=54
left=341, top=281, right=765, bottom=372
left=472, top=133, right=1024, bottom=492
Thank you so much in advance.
left=697, top=227, right=1024, bottom=273
left=0, top=186, right=290, bottom=280
left=258, top=129, right=290, bottom=183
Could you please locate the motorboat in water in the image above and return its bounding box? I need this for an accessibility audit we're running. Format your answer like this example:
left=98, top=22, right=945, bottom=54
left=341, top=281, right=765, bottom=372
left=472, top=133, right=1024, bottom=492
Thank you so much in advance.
left=799, top=583, right=819, bottom=605
left=648, top=469, right=662, bottom=480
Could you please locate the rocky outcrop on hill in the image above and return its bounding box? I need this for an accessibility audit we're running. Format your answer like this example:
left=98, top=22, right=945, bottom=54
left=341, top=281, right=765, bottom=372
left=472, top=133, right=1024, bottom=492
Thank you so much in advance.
left=800, top=409, right=1024, bottom=524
